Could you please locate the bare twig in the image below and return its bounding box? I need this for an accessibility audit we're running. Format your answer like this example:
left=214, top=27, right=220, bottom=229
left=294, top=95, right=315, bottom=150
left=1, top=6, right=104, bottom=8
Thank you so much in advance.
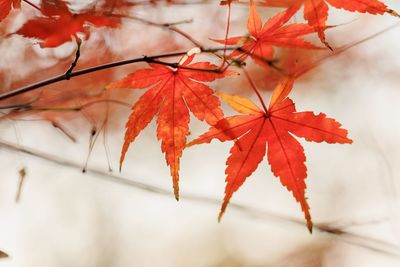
left=65, top=40, right=82, bottom=80
left=51, top=120, right=77, bottom=143
left=15, top=167, right=26, bottom=203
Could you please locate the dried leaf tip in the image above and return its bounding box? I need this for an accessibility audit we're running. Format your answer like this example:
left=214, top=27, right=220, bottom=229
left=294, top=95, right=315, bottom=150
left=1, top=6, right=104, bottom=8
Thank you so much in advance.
left=307, top=220, right=313, bottom=234
left=217, top=210, right=224, bottom=223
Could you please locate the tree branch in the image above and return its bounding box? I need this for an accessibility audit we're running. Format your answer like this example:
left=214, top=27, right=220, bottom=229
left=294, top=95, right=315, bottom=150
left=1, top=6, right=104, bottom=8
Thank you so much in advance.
left=0, top=47, right=237, bottom=102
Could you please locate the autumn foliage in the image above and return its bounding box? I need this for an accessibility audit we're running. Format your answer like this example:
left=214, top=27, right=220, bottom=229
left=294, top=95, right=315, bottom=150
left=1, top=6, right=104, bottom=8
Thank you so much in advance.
left=0, top=0, right=398, bottom=232
left=261, top=0, right=399, bottom=48
left=188, top=77, right=352, bottom=231
left=107, top=51, right=235, bottom=199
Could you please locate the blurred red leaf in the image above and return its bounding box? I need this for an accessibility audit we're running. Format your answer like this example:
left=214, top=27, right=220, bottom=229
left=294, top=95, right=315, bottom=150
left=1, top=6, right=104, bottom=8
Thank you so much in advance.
left=0, top=0, right=20, bottom=22
left=15, top=0, right=119, bottom=48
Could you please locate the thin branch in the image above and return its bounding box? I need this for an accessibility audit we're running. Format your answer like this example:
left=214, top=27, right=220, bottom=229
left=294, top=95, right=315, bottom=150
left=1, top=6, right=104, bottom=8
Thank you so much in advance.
left=30, top=99, right=132, bottom=112
left=0, top=47, right=237, bottom=102
left=51, top=120, right=77, bottom=143
left=65, top=40, right=82, bottom=80
left=15, top=167, right=26, bottom=203
left=102, top=96, right=113, bottom=172
left=0, top=101, right=35, bottom=110
left=0, top=138, right=399, bottom=257
left=108, top=13, right=206, bottom=49
left=294, top=23, right=400, bottom=78
left=168, top=26, right=204, bottom=48
left=83, top=119, right=107, bottom=173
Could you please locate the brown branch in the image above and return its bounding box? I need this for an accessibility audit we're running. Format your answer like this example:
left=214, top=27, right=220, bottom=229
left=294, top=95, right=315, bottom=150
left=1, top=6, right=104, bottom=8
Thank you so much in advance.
left=0, top=47, right=237, bottom=103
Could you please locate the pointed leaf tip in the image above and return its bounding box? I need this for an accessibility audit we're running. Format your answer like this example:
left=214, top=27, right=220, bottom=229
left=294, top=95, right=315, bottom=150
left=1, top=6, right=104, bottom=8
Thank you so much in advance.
left=248, top=0, right=262, bottom=38
left=217, top=209, right=224, bottom=222
left=269, top=76, right=295, bottom=108
left=217, top=91, right=263, bottom=115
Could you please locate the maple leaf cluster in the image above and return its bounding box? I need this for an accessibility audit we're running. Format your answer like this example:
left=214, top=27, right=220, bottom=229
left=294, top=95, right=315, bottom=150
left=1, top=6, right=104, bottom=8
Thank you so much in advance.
left=1, top=0, right=398, bottom=232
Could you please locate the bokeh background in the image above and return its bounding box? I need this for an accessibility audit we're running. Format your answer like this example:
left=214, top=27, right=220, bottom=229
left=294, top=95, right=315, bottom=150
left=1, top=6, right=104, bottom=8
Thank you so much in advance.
left=0, top=0, right=400, bottom=266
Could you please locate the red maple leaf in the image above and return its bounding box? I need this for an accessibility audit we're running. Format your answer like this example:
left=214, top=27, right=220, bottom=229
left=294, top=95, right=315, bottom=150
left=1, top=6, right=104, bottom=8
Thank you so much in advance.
left=14, top=0, right=119, bottom=48
left=107, top=52, right=236, bottom=200
left=213, top=0, right=320, bottom=67
left=260, top=0, right=399, bottom=49
left=187, top=77, right=352, bottom=231
left=0, top=0, right=20, bottom=22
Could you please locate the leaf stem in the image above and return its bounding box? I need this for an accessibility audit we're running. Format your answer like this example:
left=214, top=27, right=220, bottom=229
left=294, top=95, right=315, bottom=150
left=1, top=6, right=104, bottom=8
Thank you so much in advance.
left=242, top=68, right=268, bottom=114
left=220, top=2, right=232, bottom=68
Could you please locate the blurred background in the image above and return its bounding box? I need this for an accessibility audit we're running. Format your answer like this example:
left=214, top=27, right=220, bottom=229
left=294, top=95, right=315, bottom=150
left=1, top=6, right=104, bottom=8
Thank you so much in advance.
left=0, top=0, right=400, bottom=266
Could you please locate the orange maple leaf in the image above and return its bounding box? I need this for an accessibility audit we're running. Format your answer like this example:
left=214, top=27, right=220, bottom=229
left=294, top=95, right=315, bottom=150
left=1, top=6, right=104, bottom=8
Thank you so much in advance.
left=0, top=0, right=20, bottom=22
left=213, top=0, right=320, bottom=67
left=14, top=0, right=119, bottom=48
left=107, top=52, right=235, bottom=200
left=260, top=0, right=399, bottom=49
left=187, top=77, right=352, bottom=231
